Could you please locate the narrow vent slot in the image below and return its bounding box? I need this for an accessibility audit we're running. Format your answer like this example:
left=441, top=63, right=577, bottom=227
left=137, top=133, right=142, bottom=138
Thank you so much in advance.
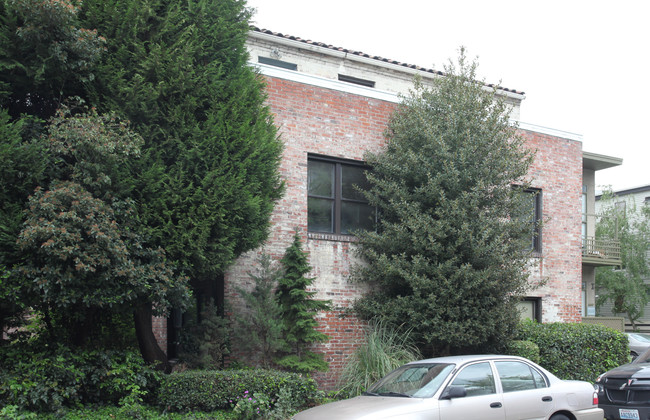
left=338, top=74, right=375, bottom=88
left=258, top=56, right=297, bottom=71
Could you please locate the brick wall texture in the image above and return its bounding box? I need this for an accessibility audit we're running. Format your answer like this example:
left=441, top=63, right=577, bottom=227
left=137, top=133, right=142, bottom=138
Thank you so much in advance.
left=224, top=76, right=584, bottom=389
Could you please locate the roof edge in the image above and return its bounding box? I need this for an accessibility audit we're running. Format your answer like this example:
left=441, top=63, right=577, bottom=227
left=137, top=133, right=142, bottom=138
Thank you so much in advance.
left=249, top=26, right=526, bottom=100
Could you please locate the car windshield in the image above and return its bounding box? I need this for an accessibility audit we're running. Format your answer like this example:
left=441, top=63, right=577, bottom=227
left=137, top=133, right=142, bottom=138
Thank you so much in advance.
left=366, top=363, right=455, bottom=398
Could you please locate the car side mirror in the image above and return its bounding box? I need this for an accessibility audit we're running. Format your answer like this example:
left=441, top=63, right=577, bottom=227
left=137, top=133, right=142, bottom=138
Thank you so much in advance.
left=440, top=386, right=467, bottom=400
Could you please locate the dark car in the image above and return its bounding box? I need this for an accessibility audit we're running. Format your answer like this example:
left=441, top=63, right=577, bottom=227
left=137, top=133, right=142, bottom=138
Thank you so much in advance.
left=595, top=346, right=650, bottom=420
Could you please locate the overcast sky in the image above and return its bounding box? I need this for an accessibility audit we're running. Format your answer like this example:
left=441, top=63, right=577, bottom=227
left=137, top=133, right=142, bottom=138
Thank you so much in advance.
left=246, top=0, right=649, bottom=192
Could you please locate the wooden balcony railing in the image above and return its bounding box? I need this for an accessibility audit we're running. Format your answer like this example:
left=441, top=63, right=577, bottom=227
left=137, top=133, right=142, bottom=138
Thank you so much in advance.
left=582, top=236, right=622, bottom=267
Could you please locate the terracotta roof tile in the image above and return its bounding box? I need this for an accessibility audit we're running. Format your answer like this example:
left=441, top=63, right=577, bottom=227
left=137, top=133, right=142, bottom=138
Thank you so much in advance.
left=250, top=26, right=524, bottom=96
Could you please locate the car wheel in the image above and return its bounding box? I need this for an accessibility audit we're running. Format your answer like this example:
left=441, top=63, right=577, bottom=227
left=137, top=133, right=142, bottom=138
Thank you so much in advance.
left=631, top=351, right=639, bottom=360
left=549, top=414, right=570, bottom=420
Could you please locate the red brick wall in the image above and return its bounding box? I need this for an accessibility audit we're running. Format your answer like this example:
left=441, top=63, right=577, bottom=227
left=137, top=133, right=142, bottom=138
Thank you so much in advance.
left=519, top=129, right=584, bottom=322
left=224, top=77, right=584, bottom=389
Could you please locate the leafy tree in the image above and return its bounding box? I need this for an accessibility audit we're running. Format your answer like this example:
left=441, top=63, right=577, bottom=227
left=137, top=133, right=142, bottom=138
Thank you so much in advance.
left=16, top=107, right=189, bottom=358
left=596, top=189, right=650, bottom=328
left=1, top=0, right=104, bottom=339
left=232, top=253, right=285, bottom=368
left=352, top=49, right=536, bottom=357
left=276, top=232, right=331, bottom=373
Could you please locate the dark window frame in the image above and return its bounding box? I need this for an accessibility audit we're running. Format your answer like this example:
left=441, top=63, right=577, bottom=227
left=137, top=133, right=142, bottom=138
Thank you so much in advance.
left=526, top=188, right=542, bottom=254
left=307, top=155, right=374, bottom=235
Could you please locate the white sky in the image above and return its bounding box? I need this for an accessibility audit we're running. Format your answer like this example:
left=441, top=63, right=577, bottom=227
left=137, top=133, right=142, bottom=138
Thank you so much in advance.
left=246, top=0, right=649, bottom=192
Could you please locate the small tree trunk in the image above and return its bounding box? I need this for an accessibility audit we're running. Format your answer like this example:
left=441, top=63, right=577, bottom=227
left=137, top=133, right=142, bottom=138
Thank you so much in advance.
left=134, top=304, right=170, bottom=373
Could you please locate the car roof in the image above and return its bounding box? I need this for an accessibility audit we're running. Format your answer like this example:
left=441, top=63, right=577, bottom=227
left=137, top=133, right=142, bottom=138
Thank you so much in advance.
left=406, top=354, right=527, bottom=365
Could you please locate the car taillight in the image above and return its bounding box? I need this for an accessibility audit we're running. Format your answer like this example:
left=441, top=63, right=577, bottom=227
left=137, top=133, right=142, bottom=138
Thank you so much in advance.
left=593, top=391, right=598, bottom=406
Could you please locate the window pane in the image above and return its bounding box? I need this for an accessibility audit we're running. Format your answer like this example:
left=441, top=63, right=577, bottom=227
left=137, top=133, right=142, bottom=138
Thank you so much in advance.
left=450, top=362, right=496, bottom=397
left=531, top=367, right=547, bottom=388
left=341, top=165, right=370, bottom=201
left=308, top=197, right=333, bottom=233
left=495, top=361, right=538, bottom=392
left=309, top=161, right=334, bottom=197
left=341, top=201, right=375, bottom=234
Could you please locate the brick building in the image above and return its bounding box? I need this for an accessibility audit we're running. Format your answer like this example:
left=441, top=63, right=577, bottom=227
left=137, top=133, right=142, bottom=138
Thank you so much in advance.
left=155, top=27, right=621, bottom=388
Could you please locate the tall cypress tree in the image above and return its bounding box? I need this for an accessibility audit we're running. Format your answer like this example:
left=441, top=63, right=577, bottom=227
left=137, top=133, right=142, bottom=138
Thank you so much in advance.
left=82, top=0, right=284, bottom=277
left=80, top=0, right=284, bottom=363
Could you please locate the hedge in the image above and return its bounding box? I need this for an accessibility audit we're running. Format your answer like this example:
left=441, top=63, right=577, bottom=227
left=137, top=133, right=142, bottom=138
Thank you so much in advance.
left=0, top=345, right=160, bottom=413
left=157, top=369, right=319, bottom=412
left=507, top=340, right=540, bottom=364
left=515, top=321, right=628, bottom=382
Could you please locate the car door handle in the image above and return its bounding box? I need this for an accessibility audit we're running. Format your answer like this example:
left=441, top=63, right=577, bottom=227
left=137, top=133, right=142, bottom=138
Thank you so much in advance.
left=490, top=402, right=502, bottom=408
left=542, top=396, right=553, bottom=402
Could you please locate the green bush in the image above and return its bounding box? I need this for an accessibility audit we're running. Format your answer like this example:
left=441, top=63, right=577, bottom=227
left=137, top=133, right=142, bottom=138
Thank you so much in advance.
left=0, top=344, right=160, bottom=412
left=507, top=340, right=540, bottom=364
left=516, top=321, right=628, bottom=382
left=158, top=369, right=319, bottom=413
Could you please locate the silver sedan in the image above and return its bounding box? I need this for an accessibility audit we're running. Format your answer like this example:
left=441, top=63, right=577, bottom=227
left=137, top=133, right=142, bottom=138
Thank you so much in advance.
left=292, top=355, right=602, bottom=420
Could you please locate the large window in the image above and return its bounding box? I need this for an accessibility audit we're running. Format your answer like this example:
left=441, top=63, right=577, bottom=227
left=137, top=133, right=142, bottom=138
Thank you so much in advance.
left=308, top=156, right=375, bottom=235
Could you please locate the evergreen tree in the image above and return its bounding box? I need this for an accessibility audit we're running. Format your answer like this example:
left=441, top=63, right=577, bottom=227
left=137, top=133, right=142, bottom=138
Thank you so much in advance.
left=596, top=189, right=650, bottom=329
left=79, top=0, right=283, bottom=365
left=81, top=0, right=284, bottom=279
left=232, top=253, right=285, bottom=368
left=352, top=49, right=536, bottom=357
left=276, top=232, right=331, bottom=373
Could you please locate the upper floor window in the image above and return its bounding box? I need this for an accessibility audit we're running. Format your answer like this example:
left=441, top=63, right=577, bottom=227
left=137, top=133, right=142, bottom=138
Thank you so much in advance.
left=523, top=189, right=542, bottom=253
left=308, top=156, right=375, bottom=235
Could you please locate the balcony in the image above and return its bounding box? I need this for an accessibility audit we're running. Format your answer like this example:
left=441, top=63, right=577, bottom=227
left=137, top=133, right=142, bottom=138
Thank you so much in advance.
left=582, top=236, right=622, bottom=267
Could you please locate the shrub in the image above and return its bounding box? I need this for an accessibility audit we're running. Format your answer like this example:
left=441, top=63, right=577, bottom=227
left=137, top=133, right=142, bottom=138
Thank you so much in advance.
left=337, top=319, right=422, bottom=398
left=157, top=369, right=319, bottom=413
left=516, top=321, right=628, bottom=382
left=0, top=343, right=160, bottom=412
left=507, top=340, right=540, bottom=363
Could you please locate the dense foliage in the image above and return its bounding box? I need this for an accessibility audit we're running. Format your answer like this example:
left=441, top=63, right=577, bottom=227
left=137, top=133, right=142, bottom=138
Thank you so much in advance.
left=507, top=340, right=540, bottom=364
left=596, top=189, right=650, bottom=328
left=0, top=343, right=160, bottom=413
left=516, top=321, right=628, bottom=382
left=0, top=0, right=105, bottom=119
left=275, top=233, right=331, bottom=373
left=157, top=369, right=319, bottom=413
left=15, top=107, right=189, bottom=348
left=1, top=0, right=284, bottom=371
left=352, top=50, right=536, bottom=357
